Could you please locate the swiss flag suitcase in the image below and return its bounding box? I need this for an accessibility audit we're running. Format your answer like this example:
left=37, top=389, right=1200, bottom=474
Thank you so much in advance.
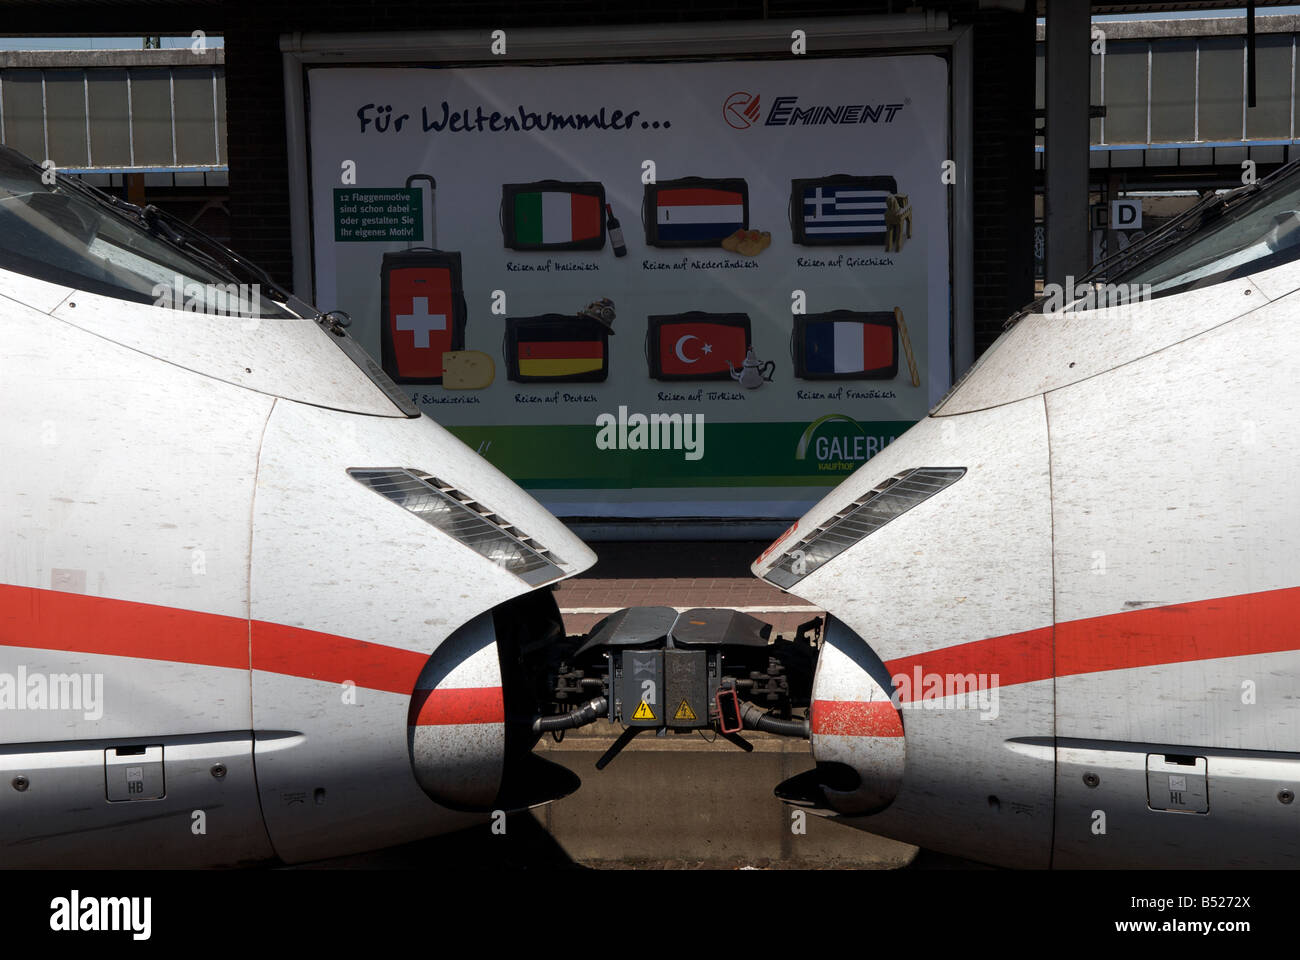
left=379, top=174, right=468, bottom=384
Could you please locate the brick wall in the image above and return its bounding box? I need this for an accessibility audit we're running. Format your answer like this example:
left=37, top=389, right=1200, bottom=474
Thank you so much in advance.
left=967, top=3, right=1037, bottom=353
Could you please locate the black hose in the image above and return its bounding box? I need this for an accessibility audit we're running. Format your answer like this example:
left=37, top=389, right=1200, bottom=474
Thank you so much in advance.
left=532, top=696, right=608, bottom=733
left=740, top=703, right=810, bottom=739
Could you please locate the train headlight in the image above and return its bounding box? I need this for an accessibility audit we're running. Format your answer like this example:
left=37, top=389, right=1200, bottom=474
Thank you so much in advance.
left=762, top=467, right=965, bottom=589
left=348, top=467, right=566, bottom=586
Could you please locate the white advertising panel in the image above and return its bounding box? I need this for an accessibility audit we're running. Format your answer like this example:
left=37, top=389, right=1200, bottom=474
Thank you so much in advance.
left=305, top=53, right=952, bottom=517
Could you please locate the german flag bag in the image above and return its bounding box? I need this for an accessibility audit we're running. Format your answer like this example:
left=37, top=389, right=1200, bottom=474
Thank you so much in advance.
left=790, top=175, right=896, bottom=246
left=504, top=314, right=611, bottom=383
left=792, top=310, right=898, bottom=380
left=643, top=177, right=749, bottom=247
left=502, top=181, right=606, bottom=251
left=646, top=312, right=751, bottom=381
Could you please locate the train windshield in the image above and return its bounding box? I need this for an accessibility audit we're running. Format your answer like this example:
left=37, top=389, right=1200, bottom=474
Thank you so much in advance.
left=0, top=146, right=292, bottom=318
left=1109, top=163, right=1300, bottom=295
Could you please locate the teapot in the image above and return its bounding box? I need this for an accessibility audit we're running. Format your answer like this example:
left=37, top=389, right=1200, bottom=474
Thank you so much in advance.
left=728, top=348, right=776, bottom=389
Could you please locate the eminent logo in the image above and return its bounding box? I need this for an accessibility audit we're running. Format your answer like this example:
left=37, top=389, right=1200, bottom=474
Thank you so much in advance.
left=767, top=96, right=905, bottom=126
left=725, top=92, right=905, bottom=128
left=795, top=414, right=896, bottom=473
left=722, top=91, right=762, bottom=129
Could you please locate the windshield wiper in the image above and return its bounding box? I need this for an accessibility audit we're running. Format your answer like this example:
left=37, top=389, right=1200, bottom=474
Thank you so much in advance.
left=1003, top=178, right=1268, bottom=329
left=53, top=172, right=283, bottom=298
left=141, top=202, right=292, bottom=301
left=1085, top=181, right=1260, bottom=285
left=53, top=172, right=155, bottom=232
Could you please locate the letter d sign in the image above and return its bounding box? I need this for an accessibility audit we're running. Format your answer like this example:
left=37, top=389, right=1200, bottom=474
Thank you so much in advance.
left=1110, top=200, right=1141, bottom=230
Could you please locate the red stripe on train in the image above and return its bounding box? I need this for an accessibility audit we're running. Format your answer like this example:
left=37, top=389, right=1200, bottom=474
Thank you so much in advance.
left=407, top=686, right=505, bottom=726
left=250, top=620, right=428, bottom=695
left=3, top=583, right=1298, bottom=698
left=884, top=626, right=1054, bottom=695
left=877, top=585, right=1300, bottom=691
left=814, top=586, right=1300, bottom=736
left=0, top=583, right=428, bottom=695
left=1055, top=586, right=1300, bottom=677
left=0, top=582, right=248, bottom=671
left=811, top=699, right=904, bottom=737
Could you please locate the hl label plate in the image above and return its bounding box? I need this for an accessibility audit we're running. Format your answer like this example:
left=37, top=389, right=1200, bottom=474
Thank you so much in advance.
left=1146, top=754, right=1207, bottom=814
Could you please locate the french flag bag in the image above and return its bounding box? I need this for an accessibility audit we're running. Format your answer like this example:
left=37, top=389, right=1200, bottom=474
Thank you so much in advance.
left=791, top=310, right=898, bottom=380
left=643, top=177, right=749, bottom=248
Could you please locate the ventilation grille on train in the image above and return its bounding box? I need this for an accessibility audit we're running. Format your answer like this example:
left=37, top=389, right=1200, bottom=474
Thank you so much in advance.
left=763, top=467, right=966, bottom=589
left=348, top=468, right=566, bottom=587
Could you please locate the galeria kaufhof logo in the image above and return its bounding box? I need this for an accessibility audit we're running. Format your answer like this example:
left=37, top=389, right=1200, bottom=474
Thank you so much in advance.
left=723, top=91, right=905, bottom=129
left=796, top=414, right=897, bottom=473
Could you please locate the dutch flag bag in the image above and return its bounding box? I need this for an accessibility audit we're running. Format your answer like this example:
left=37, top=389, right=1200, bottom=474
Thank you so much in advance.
left=643, top=177, right=749, bottom=248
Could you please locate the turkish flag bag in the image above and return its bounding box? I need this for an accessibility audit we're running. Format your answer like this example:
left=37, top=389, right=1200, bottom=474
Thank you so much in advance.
left=645, top=311, right=751, bottom=381
left=380, top=174, right=468, bottom=384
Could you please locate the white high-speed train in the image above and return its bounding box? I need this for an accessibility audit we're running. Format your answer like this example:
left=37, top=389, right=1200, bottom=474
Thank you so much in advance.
left=754, top=169, right=1300, bottom=867
left=0, top=144, right=598, bottom=865
left=1, top=141, right=1296, bottom=867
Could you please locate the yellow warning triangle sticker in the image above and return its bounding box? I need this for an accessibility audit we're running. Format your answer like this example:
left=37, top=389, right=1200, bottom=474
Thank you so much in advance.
left=674, top=699, right=697, bottom=721
left=632, top=700, right=657, bottom=721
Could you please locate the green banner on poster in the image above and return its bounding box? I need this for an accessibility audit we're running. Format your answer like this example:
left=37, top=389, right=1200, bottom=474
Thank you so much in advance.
left=447, top=417, right=916, bottom=489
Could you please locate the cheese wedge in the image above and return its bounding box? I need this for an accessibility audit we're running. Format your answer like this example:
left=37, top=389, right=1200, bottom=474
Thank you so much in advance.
left=442, top=350, right=495, bottom=390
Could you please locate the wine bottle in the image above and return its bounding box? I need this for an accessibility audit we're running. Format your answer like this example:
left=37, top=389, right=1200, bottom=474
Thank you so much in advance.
left=606, top=203, right=627, bottom=257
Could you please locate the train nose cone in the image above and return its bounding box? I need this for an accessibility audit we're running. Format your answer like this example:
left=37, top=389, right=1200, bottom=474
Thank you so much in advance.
left=246, top=397, right=595, bottom=861
left=804, top=616, right=906, bottom=815
left=406, top=612, right=506, bottom=811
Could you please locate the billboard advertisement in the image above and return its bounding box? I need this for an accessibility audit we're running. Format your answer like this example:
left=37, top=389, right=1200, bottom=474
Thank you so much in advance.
left=305, top=54, right=952, bottom=517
